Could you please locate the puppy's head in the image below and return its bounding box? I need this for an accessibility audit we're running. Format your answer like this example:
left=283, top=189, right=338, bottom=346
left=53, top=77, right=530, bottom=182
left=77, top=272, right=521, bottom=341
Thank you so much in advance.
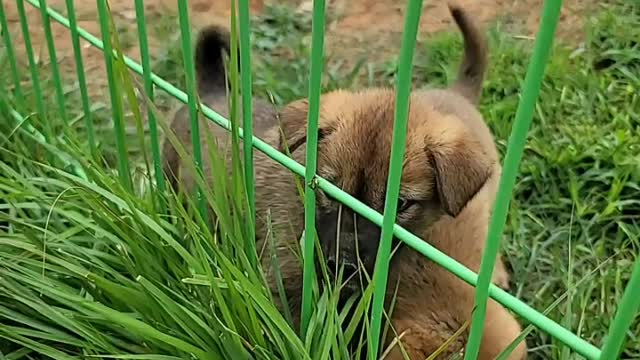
left=279, top=89, right=494, bottom=294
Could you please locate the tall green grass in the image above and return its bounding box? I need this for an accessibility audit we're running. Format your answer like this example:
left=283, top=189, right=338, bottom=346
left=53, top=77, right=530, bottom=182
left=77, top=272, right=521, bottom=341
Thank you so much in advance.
left=0, top=1, right=639, bottom=359
left=0, top=3, right=378, bottom=359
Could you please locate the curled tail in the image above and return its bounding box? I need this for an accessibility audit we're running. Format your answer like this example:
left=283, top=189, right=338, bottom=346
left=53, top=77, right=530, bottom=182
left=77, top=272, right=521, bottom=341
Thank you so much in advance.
left=449, top=4, right=488, bottom=104
left=194, top=25, right=239, bottom=94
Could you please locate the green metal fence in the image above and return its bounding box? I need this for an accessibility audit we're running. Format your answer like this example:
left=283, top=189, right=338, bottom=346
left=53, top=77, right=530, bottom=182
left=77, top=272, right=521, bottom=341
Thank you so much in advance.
left=1, top=0, right=639, bottom=359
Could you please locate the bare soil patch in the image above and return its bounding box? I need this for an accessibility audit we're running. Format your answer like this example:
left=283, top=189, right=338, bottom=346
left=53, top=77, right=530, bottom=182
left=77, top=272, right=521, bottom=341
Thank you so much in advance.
left=1, top=0, right=595, bottom=99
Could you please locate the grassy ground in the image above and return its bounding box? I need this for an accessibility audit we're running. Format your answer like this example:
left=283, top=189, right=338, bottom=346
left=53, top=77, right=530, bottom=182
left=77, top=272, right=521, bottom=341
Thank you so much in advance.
left=0, top=0, right=639, bottom=359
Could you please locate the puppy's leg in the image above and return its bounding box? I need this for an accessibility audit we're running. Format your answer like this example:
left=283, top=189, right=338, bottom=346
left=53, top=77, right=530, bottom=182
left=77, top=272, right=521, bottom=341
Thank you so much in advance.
left=384, top=315, right=466, bottom=360
left=384, top=299, right=525, bottom=360
left=478, top=299, right=527, bottom=360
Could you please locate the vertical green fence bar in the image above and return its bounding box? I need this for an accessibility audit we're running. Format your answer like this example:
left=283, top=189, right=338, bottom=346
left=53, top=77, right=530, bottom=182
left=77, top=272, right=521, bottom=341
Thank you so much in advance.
left=238, top=0, right=257, bottom=268
left=367, top=1, right=423, bottom=358
left=300, top=0, right=327, bottom=337
left=599, top=258, right=640, bottom=359
left=16, top=0, right=52, bottom=142
left=38, top=0, right=68, bottom=124
left=134, top=0, right=165, bottom=211
left=177, top=0, right=206, bottom=219
left=96, top=0, right=132, bottom=191
left=65, top=0, right=96, bottom=156
left=463, top=1, right=563, bottom=359
left=0, top=0, right=25, bottom=108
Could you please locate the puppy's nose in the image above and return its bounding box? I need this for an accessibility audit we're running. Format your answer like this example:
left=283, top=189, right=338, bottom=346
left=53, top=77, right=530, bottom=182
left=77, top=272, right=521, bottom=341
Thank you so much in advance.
left=326, top=256, right=359, bottom=280
left=326, top=255, right=338, bottom=275
left=342, top=261, right=358, bottom=281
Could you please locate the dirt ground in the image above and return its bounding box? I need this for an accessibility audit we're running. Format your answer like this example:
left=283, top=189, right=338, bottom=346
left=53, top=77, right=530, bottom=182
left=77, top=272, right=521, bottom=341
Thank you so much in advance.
left=1, top=0, right=595, bottom=99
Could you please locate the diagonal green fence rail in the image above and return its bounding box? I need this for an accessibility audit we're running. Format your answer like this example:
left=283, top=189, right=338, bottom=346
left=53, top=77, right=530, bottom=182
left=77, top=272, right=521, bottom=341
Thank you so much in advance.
left=1, top=0, right=639, bottom=359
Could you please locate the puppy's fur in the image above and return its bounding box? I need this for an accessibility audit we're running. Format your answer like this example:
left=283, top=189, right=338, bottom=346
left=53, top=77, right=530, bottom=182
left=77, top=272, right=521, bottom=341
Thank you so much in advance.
left=162, top=24, right=278, bottom=192
left=162, top=5, right=525, bottom=359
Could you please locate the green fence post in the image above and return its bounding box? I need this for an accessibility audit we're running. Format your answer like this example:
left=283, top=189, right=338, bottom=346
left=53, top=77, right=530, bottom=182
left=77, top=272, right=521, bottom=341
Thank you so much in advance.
left=16, top=0, right=52, bottom=143
left=599, top=258, right=640, bottom=359
left=367, top=1, right=423, bottom=358
left=134, top=0, right=166, bottom=212
left=0, top=0, right=25, bottom=108
left=38, top=0, right=68, bottom=125
left=463, top=1, right=563, bottom=359
left=176, top=0, right=207, bottom=219
left=96, top=0, right=132, bottom=191
left=64, top=0, right=96, bottom=157
left=238, top=0, right=258, bottom=268
left=300, top=0, right=327, bottom=337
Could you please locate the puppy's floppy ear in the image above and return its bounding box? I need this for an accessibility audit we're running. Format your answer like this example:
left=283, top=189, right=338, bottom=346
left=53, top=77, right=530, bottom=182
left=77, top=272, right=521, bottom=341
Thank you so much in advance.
left=278, top=90, right=350, bottom=154
left=428, top=135, right=493, bottom=217
left=277, top=99, right=310, bottom=153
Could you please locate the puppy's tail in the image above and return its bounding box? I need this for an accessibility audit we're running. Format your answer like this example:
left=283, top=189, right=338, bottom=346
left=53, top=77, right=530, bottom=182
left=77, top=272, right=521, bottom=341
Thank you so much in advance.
left=449, top=4, right=488, bottom=104
left=195, top=25, right=239, bottom=94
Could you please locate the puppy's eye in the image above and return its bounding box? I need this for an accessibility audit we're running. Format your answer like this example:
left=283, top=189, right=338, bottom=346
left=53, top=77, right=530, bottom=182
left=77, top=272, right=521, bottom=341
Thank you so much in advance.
left=398, top=199, right=417, bottom=213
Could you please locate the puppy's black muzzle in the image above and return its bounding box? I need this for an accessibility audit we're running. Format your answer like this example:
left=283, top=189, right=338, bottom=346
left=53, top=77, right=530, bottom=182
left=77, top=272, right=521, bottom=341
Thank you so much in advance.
left=315, top=206, right=381, bottom=297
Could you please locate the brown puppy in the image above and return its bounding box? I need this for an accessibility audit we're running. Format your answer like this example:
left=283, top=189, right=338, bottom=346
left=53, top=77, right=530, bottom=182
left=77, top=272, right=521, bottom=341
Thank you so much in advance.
left=162, top=24, right=278, bottom=193
left=162, top=5, right=525, bottom=359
